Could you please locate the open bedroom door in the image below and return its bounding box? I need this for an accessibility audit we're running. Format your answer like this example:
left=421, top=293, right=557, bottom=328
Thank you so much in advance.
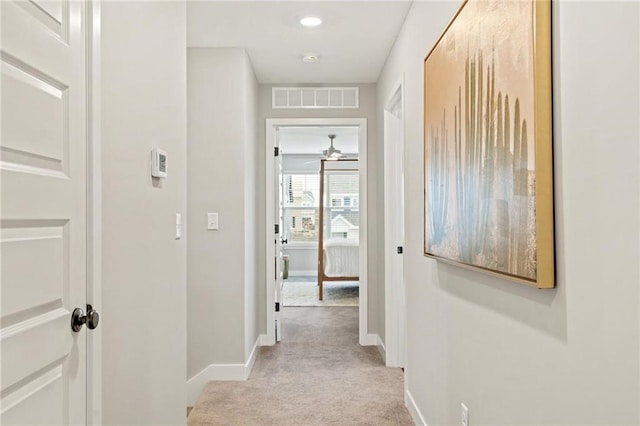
left=273, top=128, right=284, bottom=342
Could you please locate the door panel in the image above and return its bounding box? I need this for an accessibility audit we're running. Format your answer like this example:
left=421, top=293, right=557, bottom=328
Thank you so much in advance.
left=1, top=59, right=67, bottom=171
left=2, top=364, right=66, bottom=425
left=27, top=0, right=65, bottom=28
left=1, top=224, right=65, bottom=318
left=14, top=0, right=68, bottom=40
left=1, top=0, right=87, bottom=424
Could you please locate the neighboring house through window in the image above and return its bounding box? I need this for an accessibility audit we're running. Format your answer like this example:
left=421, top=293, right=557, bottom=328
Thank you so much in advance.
left=283, top=174, right=320, bottom=243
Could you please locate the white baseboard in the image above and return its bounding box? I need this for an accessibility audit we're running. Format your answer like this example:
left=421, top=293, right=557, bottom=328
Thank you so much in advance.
left=362, top=333, right=379, bottom=346
left=376, top=334, right=386, bottom=362
left=245, top=334, right=262, bottom=378
left=259, top=333, right=272, bottom=346
left=287, top=270, right=316, bottom=277
left=362, top=334, right=385, bottom=361
left=187, top=364, right=244, bottom=405
left=406, top=389, right=427, bottom=426
left=187, top=334, right=265, bottom=406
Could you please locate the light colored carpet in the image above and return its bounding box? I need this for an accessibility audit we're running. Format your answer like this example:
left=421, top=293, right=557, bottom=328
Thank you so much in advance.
left=188, top=307, right=412, bottom=426
left=283, top=280, right=359, bottom=307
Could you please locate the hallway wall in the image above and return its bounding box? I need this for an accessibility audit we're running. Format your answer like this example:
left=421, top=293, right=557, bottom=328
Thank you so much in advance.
left=243, top=51, right=261, bottom=365
left=101, top=2, right=187, bottom=424
left=258, top=84, right=385, bottom=340
left=377, top=1, right=640, bottom=424
left=187, top=48, right=261, bottom=390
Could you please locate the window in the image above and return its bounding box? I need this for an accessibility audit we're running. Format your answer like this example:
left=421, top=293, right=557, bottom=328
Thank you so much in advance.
left=283, top=171, right=360, bottom=242
left=283, top=174, right=320, bottom=242
left=324, top=172, right=360, bottom=240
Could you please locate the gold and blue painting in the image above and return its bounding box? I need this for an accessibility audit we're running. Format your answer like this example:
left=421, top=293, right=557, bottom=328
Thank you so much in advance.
left=423, top=0, right=555, bottom=288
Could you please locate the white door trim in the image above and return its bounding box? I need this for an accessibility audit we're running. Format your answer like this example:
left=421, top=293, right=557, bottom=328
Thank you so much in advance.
left=87, top=1, right=102, bottom=424
left=383, top=76, right=406, bottom=368
left=265, top=118, right=369, bottom=346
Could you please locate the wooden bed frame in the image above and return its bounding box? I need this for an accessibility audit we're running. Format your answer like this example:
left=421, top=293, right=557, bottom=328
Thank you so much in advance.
left=317, top=158, right=359, bottom=300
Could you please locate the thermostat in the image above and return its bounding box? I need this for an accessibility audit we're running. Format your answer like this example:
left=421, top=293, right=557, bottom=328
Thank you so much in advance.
left=151, top=148, right=167, bottom=178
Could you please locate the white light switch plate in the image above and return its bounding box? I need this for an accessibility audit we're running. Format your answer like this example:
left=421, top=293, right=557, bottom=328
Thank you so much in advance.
left=175, top=213, right=182, bottom=239
left=207, top=213, right=219, bottom=230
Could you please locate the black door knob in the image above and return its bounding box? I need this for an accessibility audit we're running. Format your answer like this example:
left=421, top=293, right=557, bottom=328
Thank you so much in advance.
left=71, top=304, right=100, bottom=332
left=86, top=305, right=100, bottom=330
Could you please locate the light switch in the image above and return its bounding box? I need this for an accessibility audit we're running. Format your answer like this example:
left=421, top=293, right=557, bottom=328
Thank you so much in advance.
left=207, top=213, right=219, bottom=230
left=175, top=213, right=182, bottom=239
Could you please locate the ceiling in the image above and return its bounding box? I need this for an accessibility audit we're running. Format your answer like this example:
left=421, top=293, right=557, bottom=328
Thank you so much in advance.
left=279, top=126, right=359, bottom=155
left=187, top=1, right=412, bottom=83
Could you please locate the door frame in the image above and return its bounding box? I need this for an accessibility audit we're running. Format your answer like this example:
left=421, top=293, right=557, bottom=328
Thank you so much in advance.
left=383, top=77, right=406, bottom=368
left=87, top=1, right=102, bottom=424
left=264, top=118, right=369, bottom=346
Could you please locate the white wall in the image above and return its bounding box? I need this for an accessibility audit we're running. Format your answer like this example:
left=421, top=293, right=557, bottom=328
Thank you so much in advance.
left=187, top=48, right=261, bottom=384
left=377, top=1, right=640, bottom=424
left=283, top=247, right=317, bottom=274
left=258, top=84, right=384, bottom=339
left=101, top=2, right=187, bottom=424
left=243, top=52, right=261, bottom=361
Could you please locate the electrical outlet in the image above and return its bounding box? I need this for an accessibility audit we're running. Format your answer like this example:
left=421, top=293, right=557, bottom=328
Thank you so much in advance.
left=461, top=403, right=469, bottom=426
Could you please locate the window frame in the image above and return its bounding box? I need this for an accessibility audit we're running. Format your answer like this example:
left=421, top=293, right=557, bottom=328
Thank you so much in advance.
left=282, top=172, right=321, bottom=246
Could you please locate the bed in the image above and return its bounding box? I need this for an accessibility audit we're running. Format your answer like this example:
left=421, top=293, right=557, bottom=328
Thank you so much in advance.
left=317, top=158, right=360, bottom=300
left=318, top=239, right=359, bottom=299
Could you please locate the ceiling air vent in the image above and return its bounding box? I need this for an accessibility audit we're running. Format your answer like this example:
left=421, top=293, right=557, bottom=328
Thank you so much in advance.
left=272, top=87, right=359, bottom=109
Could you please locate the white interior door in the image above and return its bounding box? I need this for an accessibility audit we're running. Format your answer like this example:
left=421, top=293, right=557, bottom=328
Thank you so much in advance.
left=1, top=1, right=89, bottom=424
left=384, top=83, right=406, bottom=368
left=274, top=128, right=284, bottom=341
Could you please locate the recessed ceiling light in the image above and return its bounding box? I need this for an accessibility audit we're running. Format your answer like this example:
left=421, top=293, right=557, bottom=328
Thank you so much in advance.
left=302, top=54, right=319, bottom=63
left=300, top=16, right=322, bottom=27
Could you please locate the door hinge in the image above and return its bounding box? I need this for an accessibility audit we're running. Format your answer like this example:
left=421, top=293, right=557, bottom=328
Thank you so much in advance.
left=274, top=147, right=279, bottom=157
left=275, top=302, right=280, bottom=312
left=397, top=246, right=403, bottom=254
left=275, top=224, right=279, bottom=234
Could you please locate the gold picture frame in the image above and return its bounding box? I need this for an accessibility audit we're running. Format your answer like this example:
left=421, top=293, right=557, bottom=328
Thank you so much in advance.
left=423, top=0, right=554, bottom=288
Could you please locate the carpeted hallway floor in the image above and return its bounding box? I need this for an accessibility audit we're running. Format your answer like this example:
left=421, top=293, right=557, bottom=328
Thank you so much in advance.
left=188, top=307, right=413, bottom=425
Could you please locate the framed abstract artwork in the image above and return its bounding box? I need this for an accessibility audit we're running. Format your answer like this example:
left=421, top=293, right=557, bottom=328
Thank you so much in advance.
left=423, top=0, right=554, bottom=288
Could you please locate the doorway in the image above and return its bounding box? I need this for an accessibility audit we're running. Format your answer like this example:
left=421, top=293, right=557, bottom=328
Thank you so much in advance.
left=265, top=118, right=368, bottom=346
left=279, top=127, right=360, bottom=308
left=384, top=79, right=406, bottom=368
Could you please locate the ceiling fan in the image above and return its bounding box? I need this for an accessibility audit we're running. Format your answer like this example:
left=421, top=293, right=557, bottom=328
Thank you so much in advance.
left=301, top=133, right=346, bottom=165
left=322, top=134, right=344, bottom=160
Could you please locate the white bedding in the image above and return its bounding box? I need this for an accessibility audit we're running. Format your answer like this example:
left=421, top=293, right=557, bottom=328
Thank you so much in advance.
left=323, top=239, right=359, bottom=277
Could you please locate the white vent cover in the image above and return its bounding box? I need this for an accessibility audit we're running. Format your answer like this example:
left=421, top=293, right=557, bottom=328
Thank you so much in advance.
left=272, top=87, right=359, bottom=109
